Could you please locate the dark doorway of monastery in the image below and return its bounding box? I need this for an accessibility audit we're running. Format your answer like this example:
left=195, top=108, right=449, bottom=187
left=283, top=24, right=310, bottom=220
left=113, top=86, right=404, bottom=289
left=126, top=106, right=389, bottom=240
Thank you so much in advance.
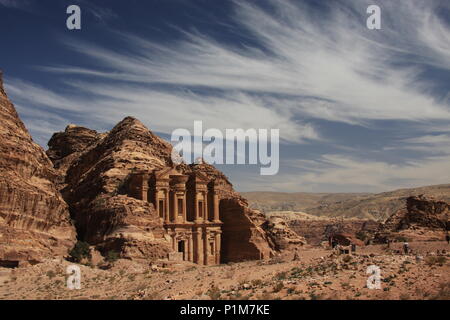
left=178, top=240, right=185, bottom=260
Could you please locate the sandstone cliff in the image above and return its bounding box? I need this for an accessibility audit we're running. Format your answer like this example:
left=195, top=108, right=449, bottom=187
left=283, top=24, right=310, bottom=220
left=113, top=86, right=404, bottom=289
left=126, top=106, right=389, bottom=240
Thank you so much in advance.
left=0, top=72, right=76, bottom=266
left=47, top=125, right=103, bottom=187
left=262, top=216, right=307, bottom=250
left=49, top=117, right=279, bottom=262
left=53, top=117, right=173, bottom=260
left=375, top=195, right=450, bottom=242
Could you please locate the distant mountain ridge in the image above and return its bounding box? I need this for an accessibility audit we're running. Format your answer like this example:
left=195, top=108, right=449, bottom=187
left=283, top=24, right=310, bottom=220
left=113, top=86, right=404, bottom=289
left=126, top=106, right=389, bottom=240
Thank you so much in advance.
left=243, top=184, right=450, bottom=221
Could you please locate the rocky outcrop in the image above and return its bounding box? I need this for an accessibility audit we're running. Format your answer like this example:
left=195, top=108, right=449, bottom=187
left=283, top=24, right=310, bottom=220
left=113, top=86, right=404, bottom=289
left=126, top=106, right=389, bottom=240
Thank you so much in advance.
left=54, top=117, right=173, bottom=260
left=0, top=72, right=76, bottom=266
left=49, top=117, right=280, bottom=262
left=219, top=198, right=275, bottom=262
left=331, top=233, right=365, bottom=247
left=262, top=216, right=307, bottom=250
left=47, top=125, right=103, bottom=182
left=375, top=195, right=450, bottom=242
left=287, top=218, right=379, bottom=245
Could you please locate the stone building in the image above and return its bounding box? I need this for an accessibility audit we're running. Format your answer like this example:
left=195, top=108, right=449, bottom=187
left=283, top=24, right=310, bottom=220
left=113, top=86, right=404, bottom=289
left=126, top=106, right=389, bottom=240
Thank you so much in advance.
left=127, top=167, right=223, bottom=265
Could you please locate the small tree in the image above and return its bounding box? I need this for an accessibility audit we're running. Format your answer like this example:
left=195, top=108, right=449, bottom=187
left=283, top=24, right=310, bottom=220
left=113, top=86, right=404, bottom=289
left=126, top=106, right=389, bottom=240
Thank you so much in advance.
left=69, top=241, right=91, bottom=263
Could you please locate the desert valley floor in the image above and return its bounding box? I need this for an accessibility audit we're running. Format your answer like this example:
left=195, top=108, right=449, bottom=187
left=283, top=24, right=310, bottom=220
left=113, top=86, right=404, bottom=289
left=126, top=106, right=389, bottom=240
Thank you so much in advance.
left=1, top=241, right=449, bottom=300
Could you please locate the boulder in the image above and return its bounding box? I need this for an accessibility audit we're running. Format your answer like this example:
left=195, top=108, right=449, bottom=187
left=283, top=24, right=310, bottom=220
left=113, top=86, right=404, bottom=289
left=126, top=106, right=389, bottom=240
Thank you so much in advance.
left=262, top=216, right=307, bottom=250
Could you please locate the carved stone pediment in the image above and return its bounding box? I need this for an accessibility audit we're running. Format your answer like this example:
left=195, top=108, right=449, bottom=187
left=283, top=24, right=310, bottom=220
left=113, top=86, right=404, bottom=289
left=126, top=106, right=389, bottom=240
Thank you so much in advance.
left=154, top=167, right=182, bottom=179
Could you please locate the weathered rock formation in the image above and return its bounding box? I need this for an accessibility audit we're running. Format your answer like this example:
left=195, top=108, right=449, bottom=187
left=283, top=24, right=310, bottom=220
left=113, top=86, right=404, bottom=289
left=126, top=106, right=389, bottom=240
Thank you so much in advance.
left=287, top=218, right=379, bottom=245
left=217, top=198, right=274, bottom=261
left=330, top=233, right=365, bottom=247
left=0, top=72, right=76, bottom=266
left=262, top=216, right=307, bottom=250
left=47, top=125, right=103, bottom=186
left=49, top=117, right=281, bottom=262
left=375, top=195, right=450, bottom=242
left=51, top=117, right=173, bottom=261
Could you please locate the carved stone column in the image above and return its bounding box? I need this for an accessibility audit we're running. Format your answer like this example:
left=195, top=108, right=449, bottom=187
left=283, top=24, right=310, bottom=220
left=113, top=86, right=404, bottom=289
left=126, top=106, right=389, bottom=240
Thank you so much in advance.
left=172, top=175, right=188, bottom=223
left=188, top=234, right=194, bottom=262
left=215, top=232, right=221, bottom=264
left=171, top=232, right=177, bottom=251
left=194, top=227, right=202, bottom=264
left=203, top=230, right=209, bottom=265
left=154, top=190, right=159, bottom=217
left=172, top=191, right=178, bottom=223
left=182, top=193, right=187, bottom=223
left=213, top=193, right=220, bottom=222
left=203, top=191, right=208, bottom=222
left=194, top=192, right=200, bottom=223
left=183, top=238, right=188, bottom=261
left=164, top=189, right=170, bottom=223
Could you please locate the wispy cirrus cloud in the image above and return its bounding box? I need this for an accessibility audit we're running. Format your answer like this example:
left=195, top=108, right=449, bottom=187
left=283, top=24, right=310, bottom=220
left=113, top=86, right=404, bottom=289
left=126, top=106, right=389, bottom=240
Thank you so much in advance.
left=6, top=0, right=450, bottom=192
left=41, top=0, right=450, bottom=126
left=6, top=78, right=318, bottom=146
left=0, top=0, right=28, bottom=9
left=77, top=0, right=118, bottom=24
left=242, top=153, right=450, bottom=193
left=394, top=134, right=450, bottom=155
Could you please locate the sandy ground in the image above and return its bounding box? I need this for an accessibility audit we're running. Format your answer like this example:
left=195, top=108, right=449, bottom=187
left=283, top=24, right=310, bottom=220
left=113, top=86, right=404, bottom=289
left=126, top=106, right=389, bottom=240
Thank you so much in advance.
left=0, top=241, right=449, bottom=300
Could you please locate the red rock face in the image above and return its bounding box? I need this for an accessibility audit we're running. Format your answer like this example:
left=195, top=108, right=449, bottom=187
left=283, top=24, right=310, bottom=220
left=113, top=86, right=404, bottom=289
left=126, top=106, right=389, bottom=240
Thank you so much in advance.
left=47, top=125, right=103, bottom=178
left=49, top=117, right=281, bottom=262
left=0, top=73, right=76, bottom=265
left=219, top=198, right=275, bottom=262
left=52, top=117, right=173, bottom=260
left=376, top=195, right=450, bottom=242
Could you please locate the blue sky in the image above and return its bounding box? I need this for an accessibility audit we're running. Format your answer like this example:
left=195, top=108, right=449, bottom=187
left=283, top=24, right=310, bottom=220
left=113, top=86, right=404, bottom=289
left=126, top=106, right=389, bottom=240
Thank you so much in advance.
left=1, top=0, right=450, bottom=192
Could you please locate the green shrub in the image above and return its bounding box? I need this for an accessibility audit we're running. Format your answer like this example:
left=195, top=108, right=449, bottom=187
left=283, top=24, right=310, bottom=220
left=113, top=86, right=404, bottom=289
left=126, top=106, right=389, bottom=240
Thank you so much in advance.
left=69, top=241, right=91, bottom=263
